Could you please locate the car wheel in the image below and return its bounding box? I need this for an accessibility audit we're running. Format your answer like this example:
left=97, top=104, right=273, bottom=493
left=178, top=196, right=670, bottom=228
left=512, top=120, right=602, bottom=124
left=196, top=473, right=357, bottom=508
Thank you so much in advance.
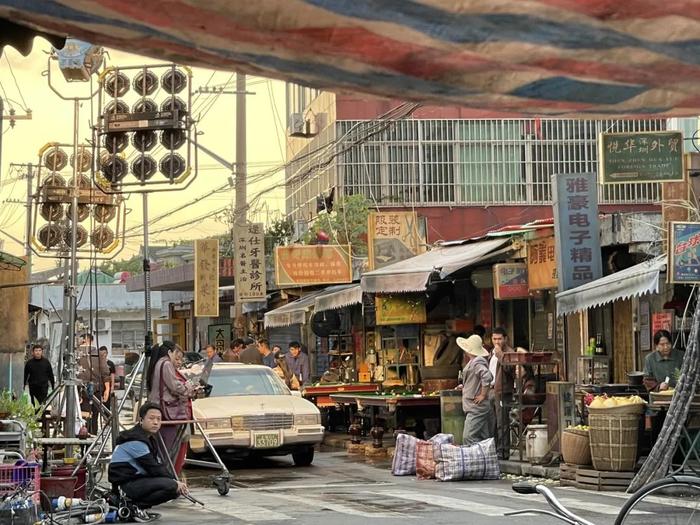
left=292, top=447, right=314, bottom=466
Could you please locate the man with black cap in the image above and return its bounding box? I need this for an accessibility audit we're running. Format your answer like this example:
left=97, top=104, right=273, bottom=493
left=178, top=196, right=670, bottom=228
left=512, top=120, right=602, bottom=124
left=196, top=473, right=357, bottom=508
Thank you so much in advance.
left=457, top=334, right=494, bottom=446
left=109, top=402, right=188, bottom=513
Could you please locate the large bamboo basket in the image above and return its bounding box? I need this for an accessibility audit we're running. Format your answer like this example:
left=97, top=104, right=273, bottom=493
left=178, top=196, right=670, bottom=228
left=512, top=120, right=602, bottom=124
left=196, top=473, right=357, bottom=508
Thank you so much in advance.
left=588, top=413, right=640, bottom=472
left=561, top=429, right=591, bottom=466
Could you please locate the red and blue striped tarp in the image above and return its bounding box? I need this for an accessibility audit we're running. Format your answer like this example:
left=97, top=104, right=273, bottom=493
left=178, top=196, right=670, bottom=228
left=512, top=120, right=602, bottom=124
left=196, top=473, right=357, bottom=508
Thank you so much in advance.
left=3, top=1, right=700, bottom=117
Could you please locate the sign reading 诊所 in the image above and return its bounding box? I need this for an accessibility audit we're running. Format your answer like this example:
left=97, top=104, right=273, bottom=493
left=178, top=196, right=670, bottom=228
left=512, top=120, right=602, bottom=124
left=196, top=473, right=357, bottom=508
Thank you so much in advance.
left=552, top=173, right=602, bottom=292
left=233, top=223, right=267, bottom=303
left=668, top=221, right=700, bottom=283
left=598, top=131, right=683, bottom=184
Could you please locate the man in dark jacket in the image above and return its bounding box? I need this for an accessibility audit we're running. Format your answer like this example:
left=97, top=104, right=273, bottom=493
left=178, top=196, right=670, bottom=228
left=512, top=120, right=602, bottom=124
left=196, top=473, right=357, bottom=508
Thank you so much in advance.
left=24, top=344, right=55, bottom=406
left=109, top=403, right=188, bottom=508
left=239, top=337, right=263, bottom=365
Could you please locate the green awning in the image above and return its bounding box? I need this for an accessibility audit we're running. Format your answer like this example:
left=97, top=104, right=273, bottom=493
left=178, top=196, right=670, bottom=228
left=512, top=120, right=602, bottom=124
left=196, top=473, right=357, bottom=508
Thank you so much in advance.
left=0, top=251, right=26, bottom=270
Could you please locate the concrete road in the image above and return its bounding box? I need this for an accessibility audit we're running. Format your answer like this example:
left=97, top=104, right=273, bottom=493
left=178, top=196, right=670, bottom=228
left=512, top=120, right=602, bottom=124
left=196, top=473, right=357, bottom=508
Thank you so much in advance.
left=151, top=450, right=672, bottom=525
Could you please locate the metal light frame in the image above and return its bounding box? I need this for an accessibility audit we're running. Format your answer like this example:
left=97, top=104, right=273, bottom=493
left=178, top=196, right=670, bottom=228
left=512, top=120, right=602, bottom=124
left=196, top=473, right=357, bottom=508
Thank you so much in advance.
left=30, top=142, right=126, bottom=260
left=93, top=63, right=199, bottom=194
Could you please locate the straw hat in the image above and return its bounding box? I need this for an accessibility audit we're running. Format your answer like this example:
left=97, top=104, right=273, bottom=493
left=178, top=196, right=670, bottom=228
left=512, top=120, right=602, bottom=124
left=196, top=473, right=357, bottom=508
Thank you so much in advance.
left=456, top=335, right=489, bottom=358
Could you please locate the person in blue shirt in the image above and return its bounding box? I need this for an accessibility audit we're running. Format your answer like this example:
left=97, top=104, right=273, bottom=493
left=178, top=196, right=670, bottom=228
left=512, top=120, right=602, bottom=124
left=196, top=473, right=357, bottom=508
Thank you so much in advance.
left=109, top=403, right=188, bottom=509
left=285, top=341, right=310, bottom=386
left=256, top=338, right=277, bottom=368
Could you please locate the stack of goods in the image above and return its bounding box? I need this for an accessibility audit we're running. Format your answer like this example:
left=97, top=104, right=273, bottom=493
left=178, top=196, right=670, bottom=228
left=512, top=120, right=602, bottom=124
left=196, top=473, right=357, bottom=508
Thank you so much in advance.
left=391, top=434, right=501, bottom=482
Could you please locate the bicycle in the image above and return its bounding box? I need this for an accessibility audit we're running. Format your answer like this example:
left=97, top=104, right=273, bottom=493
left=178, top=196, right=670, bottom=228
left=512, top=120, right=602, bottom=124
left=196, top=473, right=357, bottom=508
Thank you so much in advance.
left=506, top=474, right=700, bottom=525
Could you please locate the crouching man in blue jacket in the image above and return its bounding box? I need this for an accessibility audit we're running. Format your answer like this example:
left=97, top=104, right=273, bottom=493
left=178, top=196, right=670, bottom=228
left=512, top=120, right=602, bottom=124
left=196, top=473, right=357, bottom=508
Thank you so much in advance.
left=109, top=402, right=188, bottom=509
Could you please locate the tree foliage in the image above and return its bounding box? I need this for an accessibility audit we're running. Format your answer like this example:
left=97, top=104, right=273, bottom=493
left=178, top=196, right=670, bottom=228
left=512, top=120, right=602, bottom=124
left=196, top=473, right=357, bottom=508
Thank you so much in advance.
left=98, top=256, right=144, bottom=276
left=302, top=194, right=370, bottom=256
left=265, top=218, right=294, bottom=254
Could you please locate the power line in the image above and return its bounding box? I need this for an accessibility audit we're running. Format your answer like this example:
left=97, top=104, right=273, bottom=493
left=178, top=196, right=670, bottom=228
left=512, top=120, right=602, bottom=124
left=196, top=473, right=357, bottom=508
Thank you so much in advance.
left=3, top=55, right=28, bottom=110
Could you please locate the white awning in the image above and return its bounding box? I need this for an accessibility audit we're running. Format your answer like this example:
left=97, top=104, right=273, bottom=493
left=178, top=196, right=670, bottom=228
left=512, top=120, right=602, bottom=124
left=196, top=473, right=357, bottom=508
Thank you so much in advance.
left=314, top=285, right=362, bottom=313
left=361, top=238, right=511, bottom=293
left=264, top=285, right=362, bottom=328
left=264, top=291, right=325, bottom=328
left=556, top=256, right=666, bottom=316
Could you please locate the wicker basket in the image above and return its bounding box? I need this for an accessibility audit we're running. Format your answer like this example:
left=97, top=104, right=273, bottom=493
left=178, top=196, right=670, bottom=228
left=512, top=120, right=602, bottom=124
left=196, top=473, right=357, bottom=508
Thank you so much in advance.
left=561, top=430, right=591, bottom=466
left=588, top=403, right=645, bottom=416
left=588, top=413, right=640, bottom=472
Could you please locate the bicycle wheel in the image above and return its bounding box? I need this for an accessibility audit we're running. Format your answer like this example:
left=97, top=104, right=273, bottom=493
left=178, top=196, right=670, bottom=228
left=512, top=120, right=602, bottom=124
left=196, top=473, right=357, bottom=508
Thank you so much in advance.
left=615, top=476, right=700, bottom=525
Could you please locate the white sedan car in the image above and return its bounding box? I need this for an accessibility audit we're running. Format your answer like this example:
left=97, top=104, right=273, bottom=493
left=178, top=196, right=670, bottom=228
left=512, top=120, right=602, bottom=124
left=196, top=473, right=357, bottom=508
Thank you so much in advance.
left=189, top=363, right=324, bottom=466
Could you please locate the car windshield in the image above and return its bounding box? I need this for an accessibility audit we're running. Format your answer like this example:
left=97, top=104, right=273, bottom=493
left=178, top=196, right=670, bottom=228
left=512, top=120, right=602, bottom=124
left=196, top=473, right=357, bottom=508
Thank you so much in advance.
left=208, top=367, right=290, bottom=397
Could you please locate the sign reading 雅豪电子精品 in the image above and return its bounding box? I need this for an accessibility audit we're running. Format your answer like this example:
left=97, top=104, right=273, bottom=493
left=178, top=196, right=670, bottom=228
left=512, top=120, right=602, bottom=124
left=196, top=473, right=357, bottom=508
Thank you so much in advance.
left=599, top=131, right=683, bottom=184
left=552, top=173, right=602, bottom=292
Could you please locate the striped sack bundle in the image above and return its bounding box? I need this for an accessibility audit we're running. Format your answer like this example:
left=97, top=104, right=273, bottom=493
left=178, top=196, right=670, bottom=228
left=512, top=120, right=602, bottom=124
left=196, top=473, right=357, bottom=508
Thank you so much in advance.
left=391, top=433, right=419, bottom=476
left=434, top=437, right=500, bottom=481
left=416, top=433, right=455, bottom=480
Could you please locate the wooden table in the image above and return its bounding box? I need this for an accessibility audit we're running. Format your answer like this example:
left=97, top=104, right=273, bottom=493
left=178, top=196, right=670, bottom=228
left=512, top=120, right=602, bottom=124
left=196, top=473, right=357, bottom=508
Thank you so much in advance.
left=303, top=383, right=380, bottom=408
left=330, top=393, right=441, bottom=439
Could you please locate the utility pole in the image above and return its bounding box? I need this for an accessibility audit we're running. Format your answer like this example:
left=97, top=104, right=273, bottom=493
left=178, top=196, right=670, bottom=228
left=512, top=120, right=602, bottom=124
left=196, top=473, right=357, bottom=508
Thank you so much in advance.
left=197, top=74, right=251, bottom=336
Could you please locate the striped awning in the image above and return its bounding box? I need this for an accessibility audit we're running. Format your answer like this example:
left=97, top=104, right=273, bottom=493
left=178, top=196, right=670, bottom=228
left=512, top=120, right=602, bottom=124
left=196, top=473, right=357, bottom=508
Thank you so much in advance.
left=314, top=284, right=362, bottom=313
left=556, top=256, right=666, bottom=316
left=5, top=2, right=700, bottom=116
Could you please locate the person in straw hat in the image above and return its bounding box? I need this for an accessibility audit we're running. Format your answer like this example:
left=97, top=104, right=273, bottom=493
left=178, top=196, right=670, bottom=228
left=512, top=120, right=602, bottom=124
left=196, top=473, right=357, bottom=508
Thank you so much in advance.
left=456, top=334, right=494, bottom=445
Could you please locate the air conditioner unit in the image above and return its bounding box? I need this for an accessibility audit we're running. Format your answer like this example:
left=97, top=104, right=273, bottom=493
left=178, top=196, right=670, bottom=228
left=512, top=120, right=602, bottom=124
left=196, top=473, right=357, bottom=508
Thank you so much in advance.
left=293, top=219, right=309, bottom=242
left=93, top=318, right=111, bottom=332
left=288, top=113, right=306, bottom=137
left=306, top=112, right=327, bottom=137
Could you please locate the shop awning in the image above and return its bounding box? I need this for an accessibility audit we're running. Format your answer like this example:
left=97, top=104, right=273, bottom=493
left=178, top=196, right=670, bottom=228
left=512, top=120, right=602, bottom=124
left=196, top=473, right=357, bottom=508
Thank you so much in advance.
left=0, top=251, right=26, bottom=271
left=264, top=290, right=326, bottom=328
left=314, top=285, right=362, bottom=313
left=361, top=238, right=511, bottom=294
left=556, top=256, right=666, bottom=316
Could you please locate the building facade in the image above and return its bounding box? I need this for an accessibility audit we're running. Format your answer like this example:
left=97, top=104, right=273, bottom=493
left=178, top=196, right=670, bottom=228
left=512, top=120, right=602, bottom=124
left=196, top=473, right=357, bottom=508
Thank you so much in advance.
left=285, top=90, right=676, bottom=240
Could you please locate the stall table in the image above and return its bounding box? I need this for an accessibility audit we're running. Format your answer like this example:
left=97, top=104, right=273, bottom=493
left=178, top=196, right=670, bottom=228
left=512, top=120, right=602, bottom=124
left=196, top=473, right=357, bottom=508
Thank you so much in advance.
left=649, top=394, right=700, bottom=475
left=330, top=393, right=441, bottom=441
left=303, top=383, right=380, bottom=431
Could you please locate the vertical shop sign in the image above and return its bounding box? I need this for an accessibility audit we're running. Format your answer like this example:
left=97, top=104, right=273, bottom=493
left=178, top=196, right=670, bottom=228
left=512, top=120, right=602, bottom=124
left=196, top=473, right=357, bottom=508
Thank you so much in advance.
left=194, top=239, right=219, bottom=317
left=234, top=223, right=267, bottom=302
left=527, top=236, right=558, bottom=290
left=207, top=323, right=231, bottom=354
left=367, top=211, right=426, bottom=270
left=552, top=173, right=602, bottom=292
left=668, top=221, right=700, bottom=283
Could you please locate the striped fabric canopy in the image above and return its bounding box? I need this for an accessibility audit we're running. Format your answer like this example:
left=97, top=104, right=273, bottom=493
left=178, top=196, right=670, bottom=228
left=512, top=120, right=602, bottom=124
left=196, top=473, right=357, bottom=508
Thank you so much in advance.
left=3, top=1, right=700, bottom=117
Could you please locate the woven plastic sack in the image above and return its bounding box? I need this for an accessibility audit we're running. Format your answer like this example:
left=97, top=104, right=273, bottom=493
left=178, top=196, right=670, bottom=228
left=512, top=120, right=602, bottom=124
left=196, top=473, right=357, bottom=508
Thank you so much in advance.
left=391, top=433, right=419, bottom=476
left=416, top=433, right=454, bottom=479
left=434, top=437, right=500, bottom=481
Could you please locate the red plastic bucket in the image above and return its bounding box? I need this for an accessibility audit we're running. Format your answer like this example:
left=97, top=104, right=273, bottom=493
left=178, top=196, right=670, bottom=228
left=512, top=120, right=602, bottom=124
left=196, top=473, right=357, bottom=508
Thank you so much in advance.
left=52, top=466, right=87, bottom=498
left=39, top=476, right=77, bottom=512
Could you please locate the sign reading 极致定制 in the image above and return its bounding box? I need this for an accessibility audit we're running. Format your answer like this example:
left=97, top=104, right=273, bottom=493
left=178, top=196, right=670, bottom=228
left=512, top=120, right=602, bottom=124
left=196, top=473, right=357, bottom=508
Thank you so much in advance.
left=552, top=173, right=602, bottom=292
left=598, top=131, right=683, bottom=184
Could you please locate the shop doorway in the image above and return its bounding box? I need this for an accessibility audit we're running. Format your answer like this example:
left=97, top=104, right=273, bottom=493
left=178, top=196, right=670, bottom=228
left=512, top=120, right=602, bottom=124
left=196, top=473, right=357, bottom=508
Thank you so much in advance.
left=153, top=319, right=187, bottom=351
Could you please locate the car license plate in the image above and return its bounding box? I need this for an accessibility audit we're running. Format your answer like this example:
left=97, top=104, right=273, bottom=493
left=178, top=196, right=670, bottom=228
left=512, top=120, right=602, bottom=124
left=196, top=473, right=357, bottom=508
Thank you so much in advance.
left=253, top=432, right=280, bottom=448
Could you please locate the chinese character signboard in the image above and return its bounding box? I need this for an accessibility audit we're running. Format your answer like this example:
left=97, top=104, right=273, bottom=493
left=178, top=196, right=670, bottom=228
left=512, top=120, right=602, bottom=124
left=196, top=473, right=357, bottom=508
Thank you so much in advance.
left=599, top=131, right=683, bottom=184
left=527, top=236, right=558, bottom=290
left=194, top=239, right=219, bottom=317
left=668, top=221, right=700, bottom=283
left=368, top=211, right=425, bottom=270
left=375, top=295, right=427, bottom=325
left=234, top=223, right=267, bottom=303
left=275, top=245, right=352, bottom=286
left=552, top=173, right=602, bottom=292
left=207, top=323, right=231, bottom=355
left=493, top=263, right=529, bottom=300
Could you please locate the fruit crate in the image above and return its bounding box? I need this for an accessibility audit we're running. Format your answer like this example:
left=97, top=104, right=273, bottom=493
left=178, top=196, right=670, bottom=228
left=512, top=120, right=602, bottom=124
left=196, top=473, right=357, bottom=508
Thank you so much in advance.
left=0, top=463, right=41, bottom=502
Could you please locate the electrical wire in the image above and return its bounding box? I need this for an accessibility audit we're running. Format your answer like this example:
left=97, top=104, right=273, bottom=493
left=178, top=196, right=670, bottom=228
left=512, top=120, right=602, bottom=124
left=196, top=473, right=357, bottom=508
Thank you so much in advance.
left=4, top=54, right=29, bottom=110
